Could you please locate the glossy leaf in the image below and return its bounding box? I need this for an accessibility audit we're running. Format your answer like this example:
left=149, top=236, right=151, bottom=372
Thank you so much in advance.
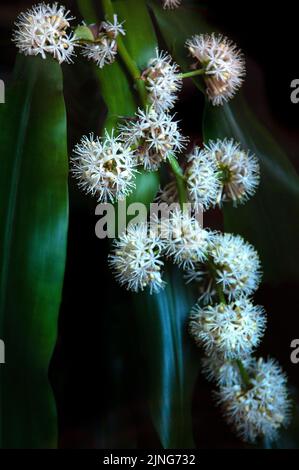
left=0, top=56, right=68, bottom=448
left=136, top=268, right=198, bottom=448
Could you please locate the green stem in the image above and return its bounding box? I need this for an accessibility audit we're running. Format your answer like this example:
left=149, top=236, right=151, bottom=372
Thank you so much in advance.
left=235, top=359, right=251, bottom=389
left=101, top=0, right=147, bottom=107
left=167, top=154, right=187, bottom=209
left=208, top=261, right=251, bottom=389
left=179, top=69, right=205, bottom=79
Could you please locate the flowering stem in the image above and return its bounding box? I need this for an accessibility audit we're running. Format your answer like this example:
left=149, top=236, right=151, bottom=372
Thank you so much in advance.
left=179, top=69, right=205, bottom=79
left=167, top=155, right=187, bottom=208
left=101, top=0, right=148, bottom=107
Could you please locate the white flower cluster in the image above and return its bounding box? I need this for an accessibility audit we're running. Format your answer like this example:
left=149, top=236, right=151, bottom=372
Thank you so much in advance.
left=187, top=139, right=260, bottom=209
left=71, top=131, right=137, bottom=203
left=162, top=0, right=182, bottom=9
left=186, top=232, right=262, bottom=303
left=218, top=358, right=291, bottom=442
left=81, top=15, right=125, bottom=68
left=109, top=209, right=209, bottom=294
left=186, top=231, right=290, bottom=443
left=158, top=138, right=260, bottom=211
left=13, top=2, right=77, bottom=64
left=163, top=209, right=212, bottom=269
left=142, top=50, right=182, bottom=112
left=190, top=297, right=266, bottom=359
left=186, top=33, right=245, bottom=105
left=120, top=107, right=187, bottom=171
left=12, top=4, right=125, bottom=69
left=109, top=222, right=165, bottom=294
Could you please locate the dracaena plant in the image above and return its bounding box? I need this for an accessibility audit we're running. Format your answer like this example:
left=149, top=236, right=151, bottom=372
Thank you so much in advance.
left=10, top=0, right=295, bottom=448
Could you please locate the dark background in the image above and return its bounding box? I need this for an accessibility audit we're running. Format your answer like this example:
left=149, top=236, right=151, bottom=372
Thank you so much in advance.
left=1, top=0, right=298, bottom=449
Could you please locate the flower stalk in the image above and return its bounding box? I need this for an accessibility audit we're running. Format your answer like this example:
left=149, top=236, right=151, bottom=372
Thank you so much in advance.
left=178, top=68, right=205, bottom=79
left=101, top=0, right=147, bottom=107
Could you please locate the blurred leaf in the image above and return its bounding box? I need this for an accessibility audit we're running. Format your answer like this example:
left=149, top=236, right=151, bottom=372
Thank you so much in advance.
left=136, top=268, right=198, bottom=448
left=0, top=55, right=68, bottom=448
left=151, top=0, right=299, bottom=283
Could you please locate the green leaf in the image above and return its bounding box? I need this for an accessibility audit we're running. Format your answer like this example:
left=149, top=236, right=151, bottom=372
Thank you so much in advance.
left=0, top=55, right=68, bottom=448
left=136, top=268, right=198, bottom=448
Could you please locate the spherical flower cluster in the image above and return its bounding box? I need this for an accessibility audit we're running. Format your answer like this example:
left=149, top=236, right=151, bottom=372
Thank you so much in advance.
left=81, top=14, right=125, bottom=68
left=186, top=146, right=221, bottom=211
left=12, top=2, right=76, bottom=64
left=163, top=209, right=212, bottom=269
left=120, top=107, right=187, bottom=171
left=142, top=50, right=182, bottom=112
left=218, top=358, right=291, bottom=442
left=205, top=139, right=260, bottom=206
left=210, top=233, right=262, bottom=299
left=186, top=139, right=260, bottom=208
left=186, top=33, right=245, bottom=105
left=71, top=131, right=137, bottom=203
left=190, top=297, right=266, bottom=359
left=109, top=223, right=165, bottom=294
left=186, top=233, right=262, bottom=302
left=162, top=0, right=182, bottom=9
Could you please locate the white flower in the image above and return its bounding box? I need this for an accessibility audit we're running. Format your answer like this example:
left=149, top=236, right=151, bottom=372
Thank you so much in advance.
left=163, top=209, right=212, bottom=269
left=162, top=0, right=181, bottom=9
left=109, top=223, right=165, bottom=294
left=190, top=297, right=266, bottom=359
left=81, top=37, right=117, bottom=68
left=186, top=33, right=245, bottom=105
left=12, top=2, right=76, bottom=64
left=102, top=14, right=125, bottom=38
left=142, top=50, right=182, bottom=112
left=186, top=233, right=262, bottom=302
left=218, top=358, right=291, bottom=443
left=71, top=131, right=137, bottom=203
left=81, top=14, right=125, bottom=68
left=205, top=139, right=260, bottom=206
left=119, top=107, right=187, bottom=171
left=201, top=353, right=254, bottom=387
left=186, top=146, right=221, bottom=211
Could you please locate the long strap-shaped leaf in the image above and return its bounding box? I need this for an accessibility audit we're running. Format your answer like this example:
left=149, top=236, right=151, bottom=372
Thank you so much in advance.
left=0, top=56, right=68, bottom=448
left=136, top=268, right=198, bottom=448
